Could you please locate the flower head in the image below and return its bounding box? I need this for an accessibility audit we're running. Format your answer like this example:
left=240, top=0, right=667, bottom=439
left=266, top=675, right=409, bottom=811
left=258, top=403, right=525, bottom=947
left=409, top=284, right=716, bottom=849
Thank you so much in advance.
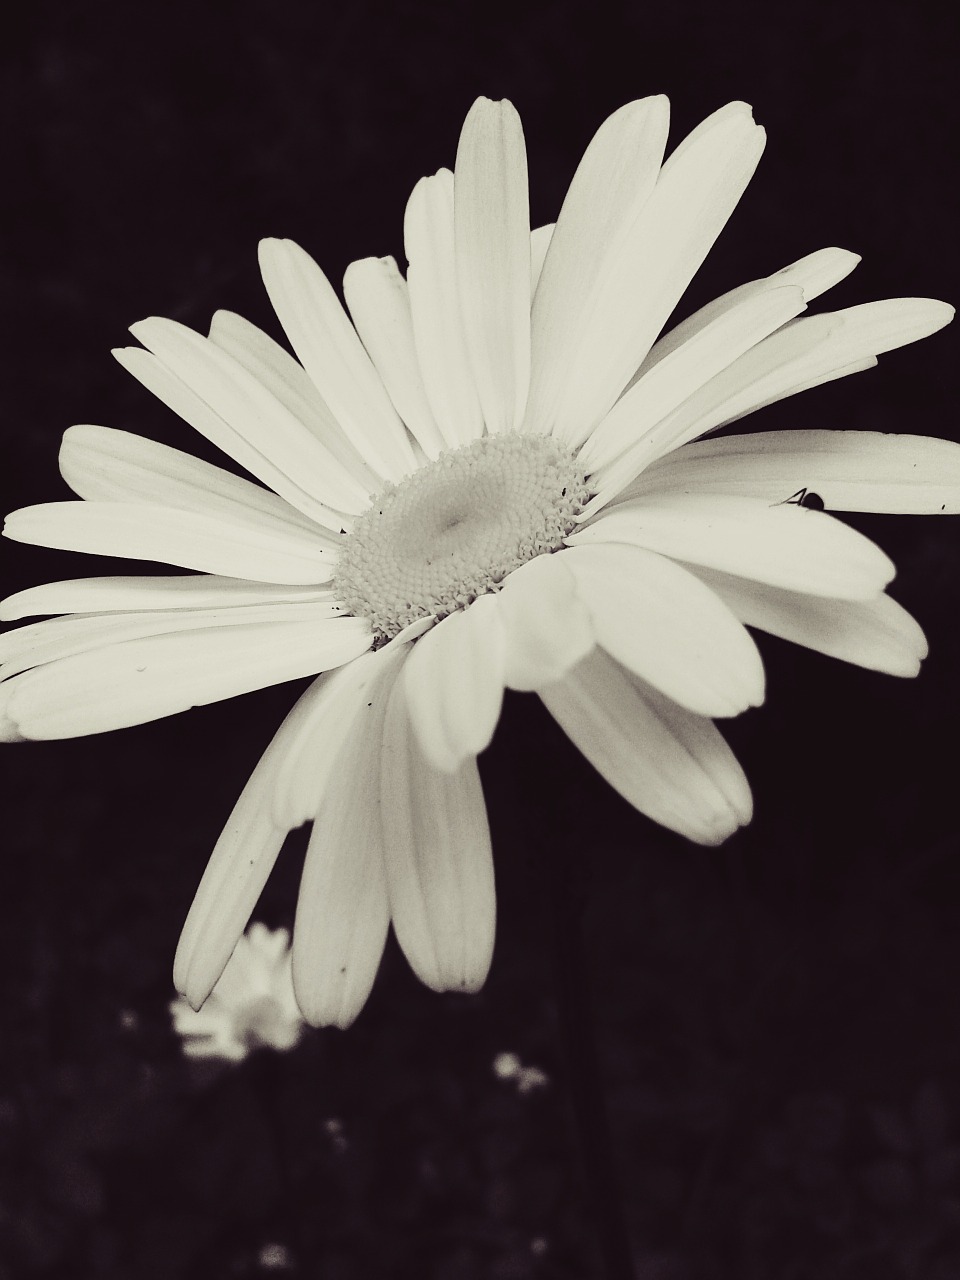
left=169, top=923, right=303, bottom=1061
left=3, top=96, right=958, bottom=1028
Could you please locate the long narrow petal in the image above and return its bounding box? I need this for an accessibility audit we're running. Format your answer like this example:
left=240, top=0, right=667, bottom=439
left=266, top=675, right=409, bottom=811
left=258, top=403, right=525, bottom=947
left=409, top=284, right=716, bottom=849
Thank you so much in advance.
left=569, top=493, right=895, bottom=599
left=342, top=255, right=446, bottom=459
left=548, top=102, right=766, bottom=447
left=539, top=647, right=752, bottom=845
left=525, top=96, right=670, bottom=436
left=404, top=168, right=485, bottom=447
left=600, top=297, right=954, bottom=497
left=691, top=566, right=928, bottom=677
left=0, top=576, right=331, bottom=621
left=291, top=646, right=408, bottom=1027
left=625, top=429, right=960, bottom=515
left=496, top=553, right=594, bottom=690
left=173, top=664, right=376, bottom=1008
left=3, top=501, right=338, bottom=584
left=59, top=424, right=322, bottom=533
left=561, top=543, right=765, bottom=717
left=0, top=600, right=343, bottom=678
left=455, top=97, right=531, bottom=432
left=207, top=309, right=380, bottom=493
left=124, top=318, right=375, bottom=514
left=578, top=284, right=807, bottom=476
left=258, top=238, right=417, bottom=481
left=0, top=616, right=371, bottom=739
left=402, top=594, right=505, bottom=771
left=113, top=347, right=359, bottom=528
left=633, top=246, right=861, bottom=379
left=380, top=675, right=495, bottom=993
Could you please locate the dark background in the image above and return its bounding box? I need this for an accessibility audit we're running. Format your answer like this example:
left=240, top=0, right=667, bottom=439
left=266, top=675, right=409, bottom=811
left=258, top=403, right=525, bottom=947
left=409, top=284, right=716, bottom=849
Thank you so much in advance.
left=2, top=1, right=959, bottom=1277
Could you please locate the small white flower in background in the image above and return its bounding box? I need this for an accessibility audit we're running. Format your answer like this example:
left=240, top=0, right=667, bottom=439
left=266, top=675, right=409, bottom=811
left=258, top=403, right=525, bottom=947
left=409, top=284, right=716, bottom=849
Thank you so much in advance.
left=169, top=923, right=304, bottom=1062
left=493, top=1050, right=550, bottom=1094
left=3, top=94, right=959, bottom=1030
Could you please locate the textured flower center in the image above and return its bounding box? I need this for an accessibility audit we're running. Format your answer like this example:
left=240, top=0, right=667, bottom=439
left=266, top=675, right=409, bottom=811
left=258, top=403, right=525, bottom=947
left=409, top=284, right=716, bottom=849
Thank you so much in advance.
left=334, top=433, right=591, bottom=641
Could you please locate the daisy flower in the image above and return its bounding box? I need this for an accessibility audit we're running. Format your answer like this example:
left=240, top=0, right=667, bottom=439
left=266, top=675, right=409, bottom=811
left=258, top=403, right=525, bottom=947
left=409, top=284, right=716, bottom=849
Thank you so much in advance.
left=2, top=96, right=958, bottom=1029
left=169, top=923, right=304, bottom=1061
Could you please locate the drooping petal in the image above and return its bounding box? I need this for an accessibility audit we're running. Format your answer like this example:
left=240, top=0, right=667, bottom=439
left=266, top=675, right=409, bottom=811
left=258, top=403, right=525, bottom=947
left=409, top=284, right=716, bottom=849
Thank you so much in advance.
left=173, top=651, right=388, bottom=1009
left=525, top=96, right=670, bottom=436
left=342, top=255, right=447, bottom=458
left=59, top=424, right=323, bottom=534
left=577, top=284, right=807, bottom=477
left=691, top=566, right=928, bottom=677
left=569, top=493, right=895, bottom=599
left=121, top=319, right=374, bottom=516
left=402, top=593, right=505, bottom=771
left=544, top=102, right=767, bottom=448
left=257, top=238, right=418, bottom=481
left=3, top=501, right=338, bottom=585
left=633, top=246, right=861, bottom=379
left=624, top=429, right=960, bottom=515
left=454, top=97, right=531, bottom=432
left=380, top=674, right=495, bottom=994
left=291, top=646, right=408, bottom=1027
left=0, top=575, right=331, bottom=620
left=496, top=553, right=594, bottom=690
left=0, top=600, right=343, bottom=678
left=207, top=308, right=380, bottom=494
left=538, top=647, right=752, bottom=845
left=0, top=616, right=371, bottom=739
left=561, top=542, right=765, bottom=717
left=404, top=168, right=485, bottom=447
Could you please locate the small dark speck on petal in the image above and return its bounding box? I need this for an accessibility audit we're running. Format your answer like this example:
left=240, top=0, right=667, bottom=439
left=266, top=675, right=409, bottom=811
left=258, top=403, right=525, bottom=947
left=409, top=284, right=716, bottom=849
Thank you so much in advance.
left=340, top=966, right=346, bottom=974
left=367, top=702, right=372, bottom=707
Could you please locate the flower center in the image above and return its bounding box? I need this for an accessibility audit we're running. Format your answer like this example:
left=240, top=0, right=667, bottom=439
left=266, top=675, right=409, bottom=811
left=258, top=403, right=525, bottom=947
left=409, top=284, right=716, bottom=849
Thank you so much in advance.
left=334, top=432, right=591, bottom=641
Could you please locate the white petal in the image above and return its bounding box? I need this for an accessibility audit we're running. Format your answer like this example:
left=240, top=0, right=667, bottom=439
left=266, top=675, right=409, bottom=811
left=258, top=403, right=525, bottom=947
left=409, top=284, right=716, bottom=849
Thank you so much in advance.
left=404, top=168, right=485, bottom=448
left=530, top=223, right=554, bottom=294
left=691, top=566, right=928, bottom=677
left=538, top=647, right=752, bottom=845
left=547, top=102, right=766, bottom=448
left=634, top=246, right=861, bottom=379
left=342, top=255, right=446, bottom=458
left=291, top=647, right=407, bottom=1027
left=561, top=543, right=765, bottom=717
left=454, top=97, right=531, bottom=432
left=615, top=298, right=954, bottom=479
left=3, top=501, right=337, bottom=585
left=496, top=553, right=594, bottom=690
left=207, top=309, right=380, bottom=494
left=0, top=600, right=343, bottom=678
left=569, top=493, right=895, bottom=599
left=380, top=675, right=495, bottom=993
left=402, top=594, right=505, bottom=771
left=525, top=96, right=670, bottom=436
left=173, top=662, right=378, bottom=1008
left=121, top=320, right=372, bottom=517
left=578, top=284, right=807, bottom=477
left=59, top=424, right=323, bottom=534
left=0, top=575, right=330, bottom=620
left=1, top=616, right=371, bottom=739
left=258, top=237, right=417, bottom=481
left=627, top=429, right=960, bottom=515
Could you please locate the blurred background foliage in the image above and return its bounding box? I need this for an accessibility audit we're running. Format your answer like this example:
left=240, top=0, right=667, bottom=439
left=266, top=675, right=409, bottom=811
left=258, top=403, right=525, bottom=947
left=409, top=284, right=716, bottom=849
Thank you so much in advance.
left=1, top=0, right=958, bottom=1276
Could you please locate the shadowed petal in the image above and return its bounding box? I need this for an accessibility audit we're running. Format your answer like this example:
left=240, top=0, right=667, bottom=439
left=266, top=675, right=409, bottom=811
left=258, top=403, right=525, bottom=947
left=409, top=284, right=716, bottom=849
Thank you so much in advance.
left=539, top=647, right=752, bottom=845
left=381, top=674, right=495, bottom=993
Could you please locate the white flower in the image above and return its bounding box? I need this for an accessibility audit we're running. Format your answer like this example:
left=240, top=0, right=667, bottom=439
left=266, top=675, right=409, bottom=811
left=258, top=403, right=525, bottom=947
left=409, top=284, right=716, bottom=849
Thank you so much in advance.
left=169, top=923, right=303, bottom=1061
left=2, top=96, right=958, bottom=1029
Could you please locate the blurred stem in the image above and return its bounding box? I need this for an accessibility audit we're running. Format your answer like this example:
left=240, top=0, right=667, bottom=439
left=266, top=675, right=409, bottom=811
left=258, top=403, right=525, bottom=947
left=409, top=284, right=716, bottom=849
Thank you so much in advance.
left=549, top=853, right=636, bottom=1280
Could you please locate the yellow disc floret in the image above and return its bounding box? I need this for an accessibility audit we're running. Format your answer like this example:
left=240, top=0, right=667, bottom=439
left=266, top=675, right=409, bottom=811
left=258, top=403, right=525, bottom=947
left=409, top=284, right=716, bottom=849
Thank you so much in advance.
left=334, top=432, right=591, bottom=640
